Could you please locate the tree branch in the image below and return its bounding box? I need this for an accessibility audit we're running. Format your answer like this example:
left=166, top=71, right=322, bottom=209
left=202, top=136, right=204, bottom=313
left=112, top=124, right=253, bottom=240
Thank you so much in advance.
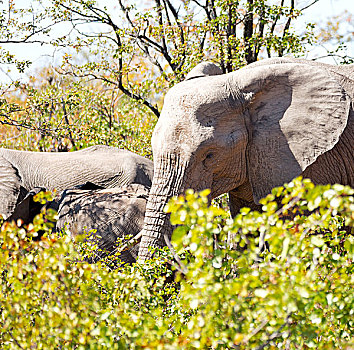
left=61, top=98, right=76, bottom=148
left=254, top=3, right=265, bottom=61
left=300, top=0, right=320, bottom=12
left=244, top=0, right=254, bottom=64
left=60, top=68, right=160, bottom=118
left=267, top=0, right=285, bottom=58
left=278, top=0, right=295, bottom=57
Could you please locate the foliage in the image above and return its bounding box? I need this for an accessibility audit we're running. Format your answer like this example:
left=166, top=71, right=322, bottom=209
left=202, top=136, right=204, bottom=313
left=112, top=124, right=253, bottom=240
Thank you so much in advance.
left=316, top=10, right=354, bottom=64
left=0, top=178, right=353, bottom=349
left=1, top=3, right=354, bottom=348
left=1, top=0, right=323, bottom=120
left=1, top=1, right=352, bottom=151
left=0, top=68, right=156, bottom=156
left=167, top=178, right=354, bottom=349
left=0, top=192, right=179, bottom=349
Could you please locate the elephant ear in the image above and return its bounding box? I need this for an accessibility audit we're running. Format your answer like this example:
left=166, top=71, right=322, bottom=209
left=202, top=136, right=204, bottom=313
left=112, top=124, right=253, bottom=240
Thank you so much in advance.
left=185, top=62, right=223, bottom=80
left=0, top=156, right=22, bottom=220
left=233, top=62, right=350, bottom=203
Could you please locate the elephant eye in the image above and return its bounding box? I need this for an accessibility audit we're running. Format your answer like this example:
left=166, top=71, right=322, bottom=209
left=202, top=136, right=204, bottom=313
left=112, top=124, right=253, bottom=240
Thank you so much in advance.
left=203, top=152, right=214, bottom=166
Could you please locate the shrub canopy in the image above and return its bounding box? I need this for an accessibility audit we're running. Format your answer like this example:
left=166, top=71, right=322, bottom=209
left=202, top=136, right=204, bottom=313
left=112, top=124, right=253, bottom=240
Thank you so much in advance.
left=0, top=178, right=353, bottom=349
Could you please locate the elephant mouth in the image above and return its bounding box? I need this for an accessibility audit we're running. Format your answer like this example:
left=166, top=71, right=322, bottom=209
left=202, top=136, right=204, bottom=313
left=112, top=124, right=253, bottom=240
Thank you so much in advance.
left=210, top=176, right=243, bottom=199
left=181, top=170, right=235, bottom=200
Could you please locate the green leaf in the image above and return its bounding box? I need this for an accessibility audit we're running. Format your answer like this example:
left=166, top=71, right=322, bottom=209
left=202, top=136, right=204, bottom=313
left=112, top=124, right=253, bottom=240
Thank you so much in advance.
left=172, top=226, right=188, bottom=243
left=311, top=236, right=325, bottom=247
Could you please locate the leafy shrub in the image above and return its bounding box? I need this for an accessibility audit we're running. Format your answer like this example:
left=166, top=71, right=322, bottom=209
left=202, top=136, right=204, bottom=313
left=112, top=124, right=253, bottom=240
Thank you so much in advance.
left=166, top=178, right=354, bottom=349
left=0, top=178, right=353, bottom=349
left=1, top=74, right=156, bottom=158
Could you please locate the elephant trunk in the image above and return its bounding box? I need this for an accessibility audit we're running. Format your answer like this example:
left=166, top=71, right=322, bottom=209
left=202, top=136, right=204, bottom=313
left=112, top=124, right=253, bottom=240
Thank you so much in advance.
left=138, top=153, right=188, bottom=262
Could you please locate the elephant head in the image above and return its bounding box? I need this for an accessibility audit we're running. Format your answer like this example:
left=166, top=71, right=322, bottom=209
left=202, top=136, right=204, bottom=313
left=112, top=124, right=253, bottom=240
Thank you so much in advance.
left=138, top=58, right=351, bottom=261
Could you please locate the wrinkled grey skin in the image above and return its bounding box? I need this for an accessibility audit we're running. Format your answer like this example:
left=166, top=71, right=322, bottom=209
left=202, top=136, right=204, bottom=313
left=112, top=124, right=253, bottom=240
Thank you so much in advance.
left=138, top=58, right=354, bottom=261
left=56, top=184, right=148, bottom=264
left=0, top=145, right=153, bottom=220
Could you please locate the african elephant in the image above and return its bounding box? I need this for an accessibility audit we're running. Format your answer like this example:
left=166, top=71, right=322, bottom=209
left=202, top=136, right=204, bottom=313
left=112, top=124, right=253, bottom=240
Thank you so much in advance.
left=137, top=57, right=354, bottom=261
left=55, top=184, right=148, bottom=264
left=0, top=145, right=153, bottom=221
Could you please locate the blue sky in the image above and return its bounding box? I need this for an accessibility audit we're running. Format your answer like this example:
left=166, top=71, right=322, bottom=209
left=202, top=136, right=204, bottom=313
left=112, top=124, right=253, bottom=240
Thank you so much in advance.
left=0, top=0, right=353, bottom=83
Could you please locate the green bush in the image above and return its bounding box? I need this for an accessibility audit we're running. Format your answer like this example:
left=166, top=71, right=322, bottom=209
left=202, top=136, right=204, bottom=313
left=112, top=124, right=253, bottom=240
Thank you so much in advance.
left=1, top=75, right=156, bottom=158
left=0, top=178, right=353, bottom=349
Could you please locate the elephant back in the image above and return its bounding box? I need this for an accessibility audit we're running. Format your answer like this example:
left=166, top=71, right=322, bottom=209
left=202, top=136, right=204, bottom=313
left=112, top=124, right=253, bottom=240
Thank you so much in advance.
left=0, top=146, right=153, bottom=221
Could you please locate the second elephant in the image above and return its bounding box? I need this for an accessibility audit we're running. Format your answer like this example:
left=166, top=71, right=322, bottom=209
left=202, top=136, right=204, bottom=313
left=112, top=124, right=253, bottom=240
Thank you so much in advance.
left=0, top=145, right=153, bottom=221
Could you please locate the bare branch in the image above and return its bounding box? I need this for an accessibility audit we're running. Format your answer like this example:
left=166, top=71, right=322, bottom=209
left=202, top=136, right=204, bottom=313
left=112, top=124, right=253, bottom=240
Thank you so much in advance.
left=279, top=0, right=295, bottom=57
left=118, top=0, right=135, bottom=28
left=0, top=21, right=64, bottom=44
left=300, top=0, right=320, bottom=12
left=156, top=0, right=169, bottom=55
left=244, top=0, right=254, bottom=64
left=267, top=0, right=285, bottom=58
left=57, top=2, right=103, bottom=22
left=164, top=0, right=184, bottom=45
left=191, top=0, right=207, bottom=9
left=164, top=233, right=188, bottom=274
left=0, top=114, right=61, bottom=134
left=7, top=332, right=24, bottom=350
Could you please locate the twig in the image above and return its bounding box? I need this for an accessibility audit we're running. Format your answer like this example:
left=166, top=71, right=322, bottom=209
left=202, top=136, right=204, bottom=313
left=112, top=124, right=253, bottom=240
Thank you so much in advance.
left=108, top=231, right=143, bottom=258
left=8, top=331, right=24, bottom=349
left=245, top=318, right=269, bottom=343
left=61, top=98, right=76, bottom=148
left=255, top=314, right=291, bottom=350
left=300, top=0, right=320, bottom=12
left=164, top=233, right=188, bottom=274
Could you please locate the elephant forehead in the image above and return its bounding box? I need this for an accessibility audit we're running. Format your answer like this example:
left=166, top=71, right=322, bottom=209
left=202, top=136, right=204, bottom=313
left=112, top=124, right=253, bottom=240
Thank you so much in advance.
left=152, top=114, right=213, bottom=158
left=152, top=77, right=235, bottom=158
left=165, top=77, right=230, bottom=109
